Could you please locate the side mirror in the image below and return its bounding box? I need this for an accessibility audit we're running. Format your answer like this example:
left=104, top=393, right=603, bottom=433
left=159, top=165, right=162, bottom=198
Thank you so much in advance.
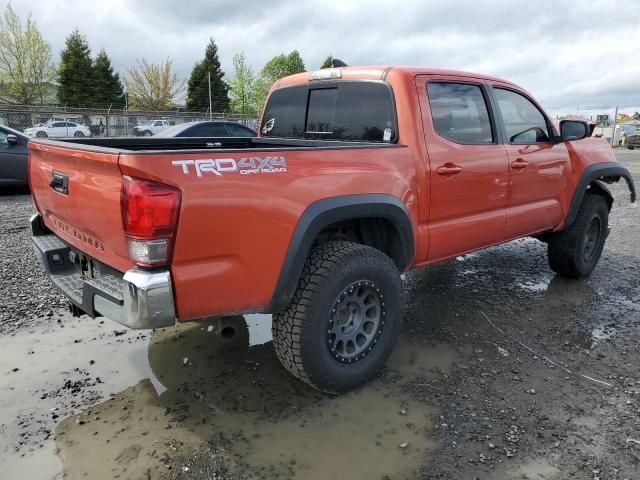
left=559, top=120, right=589, bottom=141
left=6, top=134, right=19, bottom=145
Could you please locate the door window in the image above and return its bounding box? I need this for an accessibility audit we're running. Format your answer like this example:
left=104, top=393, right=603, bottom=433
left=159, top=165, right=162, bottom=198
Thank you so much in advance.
left=0, top=131, right=8, bottom=144
left=427, top=82, right=494, bottom=144
left=493, top=88, right=550, bottom=144
left=52, top=122, right=65, bottom=128
left=188, top=123, right=229, bottom=137
left=226, top=123, right=254, bottom=136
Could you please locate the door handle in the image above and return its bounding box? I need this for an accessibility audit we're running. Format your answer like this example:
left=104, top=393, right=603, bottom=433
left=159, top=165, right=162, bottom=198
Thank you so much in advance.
left=511, top=158, right=529, bottom=169
left=436, top=163, right=463, bottom=175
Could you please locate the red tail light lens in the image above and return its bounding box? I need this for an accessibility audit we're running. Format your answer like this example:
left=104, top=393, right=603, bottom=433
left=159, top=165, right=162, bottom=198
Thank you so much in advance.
left=120, top=176, right=181, bottom=266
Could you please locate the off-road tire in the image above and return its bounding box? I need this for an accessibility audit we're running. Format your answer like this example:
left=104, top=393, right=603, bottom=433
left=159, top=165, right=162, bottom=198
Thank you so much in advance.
left=272, top=241, right=402, bottom=393
left=548, top=193, right=608, bottom=278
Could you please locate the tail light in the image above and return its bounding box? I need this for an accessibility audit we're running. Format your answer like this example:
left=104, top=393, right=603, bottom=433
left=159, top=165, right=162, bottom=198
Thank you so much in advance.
left=120, top=176, right=181, bottom=267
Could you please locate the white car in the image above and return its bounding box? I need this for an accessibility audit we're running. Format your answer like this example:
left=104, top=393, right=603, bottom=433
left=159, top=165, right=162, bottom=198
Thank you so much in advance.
left=25, top=121, right=90, bottom=138
left=133, top=119, right=172, bottom=136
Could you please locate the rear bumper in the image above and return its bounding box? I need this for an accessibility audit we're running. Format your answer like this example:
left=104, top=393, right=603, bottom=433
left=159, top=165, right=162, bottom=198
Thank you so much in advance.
left=30, top=213, right=175, bottom=329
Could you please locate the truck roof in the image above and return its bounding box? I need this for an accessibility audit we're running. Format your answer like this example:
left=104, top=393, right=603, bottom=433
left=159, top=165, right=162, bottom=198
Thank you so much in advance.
left=276, top=66, right=517, bottom=88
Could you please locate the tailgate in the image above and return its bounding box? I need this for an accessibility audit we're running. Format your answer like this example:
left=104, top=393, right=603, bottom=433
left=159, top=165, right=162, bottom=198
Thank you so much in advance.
left=29, top=141, right=133, bottom=273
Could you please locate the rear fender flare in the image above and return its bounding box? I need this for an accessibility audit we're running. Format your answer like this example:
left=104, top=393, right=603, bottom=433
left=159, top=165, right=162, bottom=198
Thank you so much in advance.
left=266, top=194, right=415, bottom=313
left=562, top=162, right=636, bottom=230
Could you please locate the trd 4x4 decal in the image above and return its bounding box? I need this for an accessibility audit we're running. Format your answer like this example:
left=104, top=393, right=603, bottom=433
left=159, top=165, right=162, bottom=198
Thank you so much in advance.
left=172, top=156, right=287, bottom=177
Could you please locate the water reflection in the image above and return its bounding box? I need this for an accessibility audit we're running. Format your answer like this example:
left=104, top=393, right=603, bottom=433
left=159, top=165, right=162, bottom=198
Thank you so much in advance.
left=55, top=315, right=456, bottom=479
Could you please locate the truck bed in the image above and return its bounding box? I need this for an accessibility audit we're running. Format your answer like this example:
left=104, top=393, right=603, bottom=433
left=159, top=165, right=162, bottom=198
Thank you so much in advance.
left=58, top=136, right=401, bottom=153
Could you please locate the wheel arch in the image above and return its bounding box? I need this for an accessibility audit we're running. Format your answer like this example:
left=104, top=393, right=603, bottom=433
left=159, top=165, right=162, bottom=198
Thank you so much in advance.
left=266, top=194, right=415, bottom=313
left=561, top=162, right=636, bottom=231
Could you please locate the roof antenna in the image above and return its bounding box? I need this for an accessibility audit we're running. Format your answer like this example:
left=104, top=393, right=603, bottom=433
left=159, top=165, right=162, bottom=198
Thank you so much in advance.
left=331, top=58, right=348, bottom=67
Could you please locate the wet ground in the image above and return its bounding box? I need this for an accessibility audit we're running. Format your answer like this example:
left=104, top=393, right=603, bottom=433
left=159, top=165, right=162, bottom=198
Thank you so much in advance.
left=1, top=149, right=639, bottom=479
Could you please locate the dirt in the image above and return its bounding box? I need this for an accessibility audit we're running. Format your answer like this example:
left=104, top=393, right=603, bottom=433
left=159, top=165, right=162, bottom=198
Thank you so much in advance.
left=0, top=149, right=638, bottom=479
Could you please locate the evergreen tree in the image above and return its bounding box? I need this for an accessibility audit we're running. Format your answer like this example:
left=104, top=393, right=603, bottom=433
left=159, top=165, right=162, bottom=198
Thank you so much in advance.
left=186, top=39, right=229, bottom=112
left=57, top=29, right=93, bottom=107
left=92, top=49, right=124, bottom=108
left=320, top=55, right=333, bottom=69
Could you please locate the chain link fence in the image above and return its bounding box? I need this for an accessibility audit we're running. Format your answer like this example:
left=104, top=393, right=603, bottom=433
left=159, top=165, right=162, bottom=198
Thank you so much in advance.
left=0, top=104, right=259, bottom=137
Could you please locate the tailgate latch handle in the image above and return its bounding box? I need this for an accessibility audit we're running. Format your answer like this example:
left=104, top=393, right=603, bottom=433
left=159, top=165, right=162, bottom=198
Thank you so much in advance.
left=50, top=172, right=69, bottom=195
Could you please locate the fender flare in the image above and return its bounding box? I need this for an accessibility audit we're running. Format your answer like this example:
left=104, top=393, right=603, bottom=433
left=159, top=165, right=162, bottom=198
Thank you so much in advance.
left=266, top=194, right=415, bottom=313
left=562, top=162, right=636, bottom=230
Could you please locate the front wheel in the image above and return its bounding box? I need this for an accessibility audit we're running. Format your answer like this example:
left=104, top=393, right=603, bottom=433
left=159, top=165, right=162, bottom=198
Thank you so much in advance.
left=36, top=131, right=47, bottom=138
left=272, top=241, right=402, bottom=393
left=548, top=194, right=608, bottom=278
left=74, top=131, right=84, bottom=138
left=143, top=130, right=153, bottom=136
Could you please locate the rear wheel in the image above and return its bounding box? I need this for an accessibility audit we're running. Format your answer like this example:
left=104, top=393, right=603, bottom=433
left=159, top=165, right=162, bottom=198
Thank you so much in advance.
left=272, top=241, right=402, bottom=393
left=628, top=146, right=635, bottom=150
left=548, top=194, right=608, bottom=278
left=36, top=131, right=47, bottom=138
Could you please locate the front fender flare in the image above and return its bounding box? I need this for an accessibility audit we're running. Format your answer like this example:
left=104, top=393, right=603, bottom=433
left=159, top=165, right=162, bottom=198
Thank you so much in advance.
left=562, top=162, right=636, bottom=230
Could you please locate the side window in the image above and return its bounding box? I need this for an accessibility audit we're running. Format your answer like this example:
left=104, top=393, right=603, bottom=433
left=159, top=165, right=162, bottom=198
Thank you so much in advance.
left=427, top=82, right=494, bottom=144
left=52, top=122, right=65, bottom=128
left=493, top=88, right=550, bottom=143
left=0, top=131, right=7, bottom=144
left=188, top=124, right=229, bottom=137
left=226, top=123, right=254, bottom=136
left=67, top=122, right=76, bottom=127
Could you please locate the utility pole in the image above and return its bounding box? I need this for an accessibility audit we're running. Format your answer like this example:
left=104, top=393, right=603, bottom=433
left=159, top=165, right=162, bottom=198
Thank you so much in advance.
left=611, top=106, right=618, bottom=147
left=208, top=71, right=213, bottom=120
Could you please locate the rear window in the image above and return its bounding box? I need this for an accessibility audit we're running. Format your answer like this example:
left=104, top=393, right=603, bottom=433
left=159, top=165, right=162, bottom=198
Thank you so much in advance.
left=261, top=81, right=397, bottom=142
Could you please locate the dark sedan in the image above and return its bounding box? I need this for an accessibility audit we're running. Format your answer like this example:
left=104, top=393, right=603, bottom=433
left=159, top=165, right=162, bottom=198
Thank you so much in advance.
left=0, top=125, right=29, bottom=188
left=626, top=129, right=640, bottom=150
left=153, top=120, right=256, bottom=138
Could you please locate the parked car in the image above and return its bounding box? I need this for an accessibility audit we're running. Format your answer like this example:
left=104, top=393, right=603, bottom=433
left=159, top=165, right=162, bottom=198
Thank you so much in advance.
left=133, top=119, right=173, bottom=136
left=0, top=125, right=29, bottom=187
left=626, top=129, right=640, bottom=149
left=28, top=66, right=636, bottom=394
left=24, top=121, right=90, bottom=139
left=153, top=121, right=256, bottom=138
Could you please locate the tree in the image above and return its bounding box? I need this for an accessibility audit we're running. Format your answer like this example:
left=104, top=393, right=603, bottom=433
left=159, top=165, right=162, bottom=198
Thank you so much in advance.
left=320, top=55, right=333, bottom=69
left=0, top=4, right=55, bottom=104
left=92, top=49, right=124, bottom=108
left=57, top=29, right=93, bottom=106
left=186, top=38, right=229, bottom=112
left=125, top=58, right=184, bottom=110
left=254, top=50, right=306, bottom=114
left=632, top=112, right=640, bottom=121
left=228, top=52, right=256, bottom=115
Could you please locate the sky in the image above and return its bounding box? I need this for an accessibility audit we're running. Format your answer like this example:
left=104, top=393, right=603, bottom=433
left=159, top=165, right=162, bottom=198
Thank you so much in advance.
left=8, top=0, right=640, bottom=118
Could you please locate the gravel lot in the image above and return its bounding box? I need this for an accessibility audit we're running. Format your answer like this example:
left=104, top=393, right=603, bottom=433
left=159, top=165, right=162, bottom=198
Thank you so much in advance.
left=0, top=149, right=638, bottom=479
left=0, top=189, right=66, bottom=335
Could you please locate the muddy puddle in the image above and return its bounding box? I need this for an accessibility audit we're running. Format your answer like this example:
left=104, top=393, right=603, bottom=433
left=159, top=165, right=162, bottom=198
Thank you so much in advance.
left=1, top=313, right=459, bottom=479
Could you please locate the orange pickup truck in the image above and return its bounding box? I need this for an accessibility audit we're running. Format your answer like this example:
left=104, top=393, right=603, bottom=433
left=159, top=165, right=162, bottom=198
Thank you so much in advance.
left=29, top=66, right=635, bottom=393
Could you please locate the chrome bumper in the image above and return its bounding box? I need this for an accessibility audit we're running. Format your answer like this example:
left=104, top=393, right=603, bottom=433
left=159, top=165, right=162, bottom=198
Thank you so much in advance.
left=30, top=213, right=175, bottom=329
